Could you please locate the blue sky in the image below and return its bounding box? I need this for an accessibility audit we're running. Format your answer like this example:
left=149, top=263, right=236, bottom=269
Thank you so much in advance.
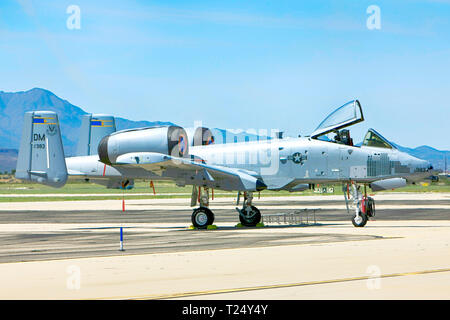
left=0, top=0, right=449, bottom=149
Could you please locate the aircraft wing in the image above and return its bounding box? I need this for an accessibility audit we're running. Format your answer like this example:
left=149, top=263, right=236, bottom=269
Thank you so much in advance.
left=111, top=152, right=266, bottom=192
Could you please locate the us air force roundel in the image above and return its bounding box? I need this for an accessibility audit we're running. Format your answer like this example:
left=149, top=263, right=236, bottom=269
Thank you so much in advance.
left=290, top=152, right=305, bottom=164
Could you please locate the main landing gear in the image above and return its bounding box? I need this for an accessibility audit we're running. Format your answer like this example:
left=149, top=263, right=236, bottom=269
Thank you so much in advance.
left=192, top=207, right=214, bottom=229
left=191, top=186, right=215, bottom=229
left=190, top=187, right=262, bottom=229
left=345, top=183, right=376, bottom=227
left=236, top=192, right=261, bottom=227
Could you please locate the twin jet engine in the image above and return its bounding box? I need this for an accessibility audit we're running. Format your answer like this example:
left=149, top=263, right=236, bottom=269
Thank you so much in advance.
left=97, top=125, right=215, bottom=165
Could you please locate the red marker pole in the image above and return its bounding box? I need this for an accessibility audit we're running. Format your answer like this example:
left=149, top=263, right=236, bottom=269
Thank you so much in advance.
left=122, top=182, right=125, bottom=212
left=150, top=180, right=156, bottom=195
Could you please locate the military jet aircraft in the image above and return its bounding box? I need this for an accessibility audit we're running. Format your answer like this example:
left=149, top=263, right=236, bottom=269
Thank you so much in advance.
left=15, top=100, right=433, bottom=228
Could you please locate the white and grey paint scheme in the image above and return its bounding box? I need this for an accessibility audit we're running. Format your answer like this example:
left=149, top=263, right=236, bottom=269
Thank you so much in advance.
left=15, top=100, right=433, bottom=228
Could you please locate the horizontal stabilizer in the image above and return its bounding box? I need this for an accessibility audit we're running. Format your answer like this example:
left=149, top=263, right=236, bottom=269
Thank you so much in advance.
left=29, top=171, right=48, bottom=177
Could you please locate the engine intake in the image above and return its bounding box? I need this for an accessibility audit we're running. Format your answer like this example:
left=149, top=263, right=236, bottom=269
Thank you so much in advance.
left=98, top=125, right=189, bottom=165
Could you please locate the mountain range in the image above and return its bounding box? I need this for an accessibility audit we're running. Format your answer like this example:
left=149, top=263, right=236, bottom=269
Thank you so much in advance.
left=0, top=88, right=174, bottom=155
left=0, top=88, right=448, bottom=173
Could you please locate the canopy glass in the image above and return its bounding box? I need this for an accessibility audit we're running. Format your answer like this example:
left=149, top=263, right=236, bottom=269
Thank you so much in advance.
left=311, top=100, right=364, bottom=139
left=362, top=128, right=396, bottom=149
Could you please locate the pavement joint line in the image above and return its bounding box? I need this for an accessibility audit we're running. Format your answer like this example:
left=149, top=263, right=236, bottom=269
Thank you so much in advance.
left=115, top=267, right=450, bottom=300
left=0, top=234, right=392, bottom=265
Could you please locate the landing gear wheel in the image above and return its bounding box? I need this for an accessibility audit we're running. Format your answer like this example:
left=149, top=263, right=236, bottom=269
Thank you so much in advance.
left=352, top=212, right=368, bottom=227
left=239, top=205, right=261, bottom=227
left=366, top=197, right=375, bottom=217
left=192, top=207, right=214, bottom=229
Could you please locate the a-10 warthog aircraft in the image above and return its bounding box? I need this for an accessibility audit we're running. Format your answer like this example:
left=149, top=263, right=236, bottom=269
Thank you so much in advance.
left=16, top=100, right=433, bottom=228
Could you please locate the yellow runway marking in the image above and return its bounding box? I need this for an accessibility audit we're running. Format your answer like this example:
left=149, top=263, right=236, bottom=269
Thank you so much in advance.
left=117, top=267, right=450, bottom=300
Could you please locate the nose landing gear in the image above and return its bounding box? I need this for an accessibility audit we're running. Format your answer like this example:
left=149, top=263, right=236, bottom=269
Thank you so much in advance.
left=345, top=183, right=376, bottom=228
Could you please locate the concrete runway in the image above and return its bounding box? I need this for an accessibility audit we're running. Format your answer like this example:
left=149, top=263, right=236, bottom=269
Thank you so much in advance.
left=0, top=193, right=449, bottom=299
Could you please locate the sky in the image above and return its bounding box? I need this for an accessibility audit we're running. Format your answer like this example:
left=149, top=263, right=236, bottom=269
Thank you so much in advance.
left=0, top=0, right=449, bottom=149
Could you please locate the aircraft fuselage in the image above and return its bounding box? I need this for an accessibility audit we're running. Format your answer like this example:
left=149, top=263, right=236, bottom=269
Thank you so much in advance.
left=66, top=136, right=431, bottom=190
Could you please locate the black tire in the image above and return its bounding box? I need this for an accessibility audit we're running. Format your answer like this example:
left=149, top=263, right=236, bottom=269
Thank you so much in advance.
left=367, top=197, right=375, bottom=217
left=191, top=207, right=214, bottom=229
left=239, top=205, right=261, bottom=227
left=352, top=212, right=368, bottom=227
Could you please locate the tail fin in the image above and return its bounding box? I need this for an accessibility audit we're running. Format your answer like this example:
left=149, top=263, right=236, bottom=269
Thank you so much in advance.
left=76, top=114, right=116, bottom=156
left=15, top=111, right=68, bottom=188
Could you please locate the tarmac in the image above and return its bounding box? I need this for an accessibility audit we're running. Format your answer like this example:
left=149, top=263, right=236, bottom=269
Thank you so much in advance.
left=0, top=193, right=449, bottom=299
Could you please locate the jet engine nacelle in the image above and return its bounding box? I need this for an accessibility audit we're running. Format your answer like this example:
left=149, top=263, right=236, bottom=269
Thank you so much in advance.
left=98, top=125, right=189, bottom=165
left=370, top=177, right=407, bottom=191
left=185, top=127, right=215, bottom=146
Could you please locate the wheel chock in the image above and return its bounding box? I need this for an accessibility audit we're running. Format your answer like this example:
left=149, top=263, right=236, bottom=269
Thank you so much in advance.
left=188, top=225, right=218, bottom=230
left=235, top=223, right=265, bottom=228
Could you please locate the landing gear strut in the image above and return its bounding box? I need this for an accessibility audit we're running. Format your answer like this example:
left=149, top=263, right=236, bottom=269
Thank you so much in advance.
left=191, top=186, right=215, bottom=229
left=236, top=192, right=261, bottom=227
left=345, top=183, right=376, bottom=228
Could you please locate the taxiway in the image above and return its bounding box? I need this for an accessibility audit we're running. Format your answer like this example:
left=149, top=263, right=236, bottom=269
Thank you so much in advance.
left=0, top=193, right=449, bottom=299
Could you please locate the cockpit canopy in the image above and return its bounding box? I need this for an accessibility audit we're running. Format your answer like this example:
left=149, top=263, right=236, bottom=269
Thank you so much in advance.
left=362, top=128, right=396, bottom=149
left=309, top=100, right=396, bottom=150
left=311, top=100, right=364, bottom=139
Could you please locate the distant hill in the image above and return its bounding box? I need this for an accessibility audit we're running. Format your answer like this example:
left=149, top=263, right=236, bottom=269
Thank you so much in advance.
left=0, top=88, right=174, bottom=156
left=0, top=88, right=447, bottom=173
left=0, top=149, right=18, bottom=173
left=391, top=143, right=448, bottom=172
